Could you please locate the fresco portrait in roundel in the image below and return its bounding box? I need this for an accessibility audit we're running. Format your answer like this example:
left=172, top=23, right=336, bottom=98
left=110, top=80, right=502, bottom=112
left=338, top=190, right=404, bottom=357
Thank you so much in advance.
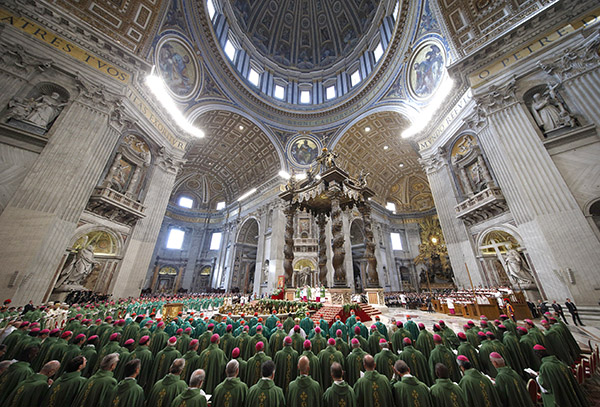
left=157, top=40, right=197, bottom=98
left=290, top=138, right=318, bottom=166
left=409, top=42, right=445, bottom=99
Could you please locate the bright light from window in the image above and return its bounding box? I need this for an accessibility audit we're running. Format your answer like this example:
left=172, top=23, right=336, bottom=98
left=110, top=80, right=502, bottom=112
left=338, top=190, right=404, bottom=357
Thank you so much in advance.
left=350, top=70, right=361, bottom=87
left=166, top=229, right=185, bottom=249
left=248, top=68, right=260, bottom=86
left=210, top=232, right=222, bottom=250
left=274, top=85, right=285, bottom=100
left=300, top=90, right=311, bottom=104
left=391, top=232, right=403, bottom=250
left=402, top=78, right=457, bottom=138
left=207, top=0, right=216, bottom=19
left=386, top=202, right=396, bottom=213
left=216, top=201, right=226, bottom=210
left=373, top=42, right=384, bottom=62
left=393, top=1, right=399, bottom=20
left=178, top=196, right=193, bottom=208
left=224, top=40, right=236, bottom=61
left=326, top=85, right=336, bottom=100
left=145, top=74, right=205, bottom=138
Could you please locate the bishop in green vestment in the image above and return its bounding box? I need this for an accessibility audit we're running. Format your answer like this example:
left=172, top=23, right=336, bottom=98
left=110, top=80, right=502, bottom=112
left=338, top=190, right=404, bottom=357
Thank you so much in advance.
left=416, top=324, right=435, bottom=360
left=535, top=346, right=589, bottom=407
left=181, top=339, right=201, bottom=383
left=399, top=338, right=433, bottom=386
left=287, top=356, right=323, bottom=407
left=374, top=339, right=397, bottom=380
left=457, top=332, right=481, bottom=371
left=353, top=355, right=394, bottom=407
left=430, top=362, right=467, bottom=407
left=246, top=360, right=286, bottom=407
left=0, top=345, right=37, bottom=406
left=300, top=339, right=322, bottom=387
left=457, top=355, right=501, bottom=407
left=130, top=335, right=154, bottom=391
left=150, top=322, right=169, bottom=355
left=346, top=338, right=368, bottom=386
left=311, top=327, right=328, bottom=354
left=269, top=324, right=286, bottom=357
left=236, top=326, right=253, bottom=360
left=152, top=336, right=182, bottom=384
left=274, top=336, right=299, bottom=393
left=111, top=359, right=145, bottom=407
left=74, top=353, right=119, bottom=407
left=489, top=353, right=533, bottom=407
left=392, top=359, right=434, bottom=407
left=4, top=360, right=58, bottom=407
left=391, top=321, right=411, bottom=354
left=429, top=335, right=461, bottom=383
left=318, top=338, right=346, bottom=390
left=323, top=362, right=357, bottom=407
left=405, top=317, right=420, bottom=341
left=170, top=369, right=208, bottom=407
left=541, top=320, right=574, bottom=365
left=212, top=359, right=248, bottom=407
left=368, top=325, right=385, bottom=355
left=198, top=333, right=227, bottom=393
left=146, top=358, right=187, bottom=407
left=45, top=355, right=88, bottom=407
left=246, top=341, right=272, bottom=386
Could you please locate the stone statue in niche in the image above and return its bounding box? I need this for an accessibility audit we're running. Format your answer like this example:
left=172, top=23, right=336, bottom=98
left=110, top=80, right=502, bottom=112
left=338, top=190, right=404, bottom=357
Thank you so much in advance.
left=24, top=92, right=67, bottom=128
left=261, top=259, right=269, bottom=285
left=530, top=84, right=575, bottom=134
left=56, top=236, right=97, bottom=288
left=503, top=245, right=534, bottom=285
left=297, top=266, right=312, bottom=287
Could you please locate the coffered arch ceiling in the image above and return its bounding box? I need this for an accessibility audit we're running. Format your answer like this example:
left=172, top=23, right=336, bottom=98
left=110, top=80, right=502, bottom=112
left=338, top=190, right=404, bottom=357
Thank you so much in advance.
left=333, top=111, right=434, bottom=213
left=178, top=111, right=283, bottom=205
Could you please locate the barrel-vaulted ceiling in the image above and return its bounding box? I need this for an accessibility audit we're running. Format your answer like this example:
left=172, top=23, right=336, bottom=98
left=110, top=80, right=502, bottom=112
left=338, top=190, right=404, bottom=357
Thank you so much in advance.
left=175, top=111, right=282, bottom=206
left=230, top=0, right=380, bottom=71
left=334, top=111, right=434, bottom=212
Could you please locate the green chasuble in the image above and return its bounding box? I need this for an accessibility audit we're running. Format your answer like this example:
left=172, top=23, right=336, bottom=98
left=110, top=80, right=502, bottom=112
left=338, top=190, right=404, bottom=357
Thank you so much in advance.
left=479, top=340, right=500, bottom=378
left=197, top=331, right=213, bottom=353
left=457, top=342, right=481, bottom=372
left=544, top=328, right=574, bottom=365
left=73, top=369, right=118, bottom=407
left=416, top=330, right=435, bottom=360
left=246, top=351, right=272, bottom=386
left=399, top=345, right=433, bottom=386
left=181, top=350, right=201, bottom=383
left=287, top=374, right=323, bottom=407
left=442, top=327, right=460, bottom=350
left=430, top=378, right=467, bottom=407
left=130, top=344, right=153, bottom=391
left=391, top=328, right=411, bottom=354
left=353, top=370, right=394, bottom=407
left=335, top=337, right=350, bottom=358
left=247, top=378, right=286, bottom=407
left=81, top=344, right=98, bottom=377
left=250, top=333, right=271, bottom=355
left=538, top=355, right=589, bottom=407
left=198, top=343, right=227, bottom=393
left=519, top=333, right=541, bottom=371
left=318, top=345, right=346, bottom=390
left=374, top=348, right=397, bottom=380
left=494, top=366, right=533, bottom=407
left=458, top=368, right=501, bottom=407
left=151, top=346, right=182, bottom=385
left=283, top=316, right=296, bottom=333
left=220, top=332, right=236, bottom=359
left=236, top=332, right=253, bottom=361
left=269, top=329, right=286, bottom=357
left=114, top=349, right=132, bottom=381
left=170, top=388, right=207, bottom=407
left=429, top=344, right=461, bottom=383
left=368, top=330, right=385, bottom=355
left=501, top=332, right=525, bottom=377
left=111, top=377, right=145, bottom=407
left=212, top=377, right=248, bottom=407
left=33, top=336, right=58, bottom=370
left=45, top=370, right=87, bottom=407
left=292, top=332, right=306, bottom=355
left=4, top=372, right=50, bottom=407
left=146, top=373, right=187, bottom=407
left=176, top=334, right=192, bottom=355
left=274, top=345, right=299, bottom=393
left=323, top=380, right=357, bottom=407
left=150, top=329, right=169, bottom=355
left=311, top=333, right=328, bottom=355
left=346, top=347, right=368, bottom=387
left=233, top=357, right=248, bottom=386
left=405, top=321, right=419, bottom=341
left=301, top=350, right=322, bottom=388
left=392, top=375, right=433, bottom=407
left=0, top=361, right=34, bottom=405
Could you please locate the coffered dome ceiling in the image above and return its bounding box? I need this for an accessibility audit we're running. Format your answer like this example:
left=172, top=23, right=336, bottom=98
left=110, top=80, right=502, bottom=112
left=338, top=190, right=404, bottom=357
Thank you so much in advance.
left=230, top=0, right=380, bottom=71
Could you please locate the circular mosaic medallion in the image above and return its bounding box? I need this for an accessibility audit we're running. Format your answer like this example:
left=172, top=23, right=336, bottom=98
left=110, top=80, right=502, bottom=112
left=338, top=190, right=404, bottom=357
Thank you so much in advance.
left=287, top=135, right=321, bottom=167
left=408, top=40, right=446, bottom=100
left=155, top=36, right=201, bottom=101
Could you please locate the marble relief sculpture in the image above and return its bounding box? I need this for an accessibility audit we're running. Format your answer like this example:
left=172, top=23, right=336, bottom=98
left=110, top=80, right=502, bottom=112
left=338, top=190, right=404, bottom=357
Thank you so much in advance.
left=5, top=91, right=67, bottom=131
left=56, top=236, right=97, bottom=288
left=503, top=245, right=534, bottom=285
left=530, top=84, right=575, bottom=134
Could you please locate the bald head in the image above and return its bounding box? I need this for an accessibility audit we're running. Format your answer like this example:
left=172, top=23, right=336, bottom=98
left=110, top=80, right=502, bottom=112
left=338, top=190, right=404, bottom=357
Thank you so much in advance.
left=363, top=354, right=375, bottom=371
left=226, top=360, right=239, bottom=378
left=298, top=356, right=310, bottom=375
left=190, top=369, right=205, bottom=388
left=170, top=358, right=185, bottom=375
left=330, top=362, right=343, bottom=381
left=40, top=360, right=60, bottom=377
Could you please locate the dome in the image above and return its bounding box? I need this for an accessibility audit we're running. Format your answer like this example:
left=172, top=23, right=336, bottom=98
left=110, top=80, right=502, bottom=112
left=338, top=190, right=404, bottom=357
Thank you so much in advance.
left=230, top=0, right=381, bottom=72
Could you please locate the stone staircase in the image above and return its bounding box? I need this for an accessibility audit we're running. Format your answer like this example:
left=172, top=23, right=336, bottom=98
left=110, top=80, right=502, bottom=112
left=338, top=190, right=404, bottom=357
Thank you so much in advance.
left=576, top=306, right=600, bottom=323
left=359, top=303, right=382, bottom=319
left=311, top=305, right=342, bottom=326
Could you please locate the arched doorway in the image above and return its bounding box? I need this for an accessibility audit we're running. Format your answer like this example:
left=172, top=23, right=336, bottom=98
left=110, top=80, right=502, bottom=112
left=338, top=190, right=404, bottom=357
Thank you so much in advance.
left=477, top=228, right=541, bottom=299
left=293, top=258, right=317, bottom=287
left=350, top=219, right=365, bottom=293
left=231, top=218, right=259, bottom=294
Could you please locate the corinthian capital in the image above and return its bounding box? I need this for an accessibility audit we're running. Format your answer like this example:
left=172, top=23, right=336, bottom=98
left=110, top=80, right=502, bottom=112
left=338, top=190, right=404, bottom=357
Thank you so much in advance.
left=419, top=147, right=447, bottom=175
left=476, top=78, right=518, bottom=114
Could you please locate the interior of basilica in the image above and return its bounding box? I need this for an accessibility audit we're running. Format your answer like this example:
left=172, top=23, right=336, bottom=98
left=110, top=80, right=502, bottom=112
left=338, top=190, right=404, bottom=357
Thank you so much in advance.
left=0, top=0, right=599, bottom=310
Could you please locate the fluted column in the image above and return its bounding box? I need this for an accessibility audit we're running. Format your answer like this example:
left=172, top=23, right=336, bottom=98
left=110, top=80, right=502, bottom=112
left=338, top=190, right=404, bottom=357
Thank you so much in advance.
left=475, top=87, right=600, bottom=303
left=111, top=152, right=182, bottom=298
left=421, top=151, right=484, bottom=287
left=0, top=86, right=123, bottom=304
left=562, top=69, right=600, bottom=126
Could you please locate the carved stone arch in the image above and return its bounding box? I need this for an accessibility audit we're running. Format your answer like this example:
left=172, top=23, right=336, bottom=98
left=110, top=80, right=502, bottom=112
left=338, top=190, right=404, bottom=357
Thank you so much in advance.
left=584, top=198, right=600, bottom=240
left=475, top=225, right=524, bottom=252
left=231, top=217, right=260, bottom=293
left=67, top=225, right=125, bottom=257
